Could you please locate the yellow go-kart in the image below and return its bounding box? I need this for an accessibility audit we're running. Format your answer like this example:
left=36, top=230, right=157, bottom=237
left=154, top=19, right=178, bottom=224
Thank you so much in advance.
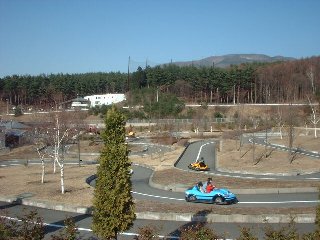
left=188, top=158, right=210, bottom=171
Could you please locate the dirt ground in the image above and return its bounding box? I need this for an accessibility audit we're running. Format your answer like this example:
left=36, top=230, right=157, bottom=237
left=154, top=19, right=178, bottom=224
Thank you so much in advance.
left=0, top=131, right=320, bottom=214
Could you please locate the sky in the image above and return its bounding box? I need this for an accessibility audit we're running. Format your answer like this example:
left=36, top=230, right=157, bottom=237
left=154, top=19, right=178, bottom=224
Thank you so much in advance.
left=1, top=0, right=320, bottom=77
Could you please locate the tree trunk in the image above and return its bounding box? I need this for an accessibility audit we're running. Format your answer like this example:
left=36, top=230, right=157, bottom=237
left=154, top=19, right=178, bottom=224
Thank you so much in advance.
left=53, top=156, right=57, bottom=173
left=60, top=163, right=65, bottom=194
left=41, top=161, right=45, bottom=184
left=252, top=133, right=255, bottom=164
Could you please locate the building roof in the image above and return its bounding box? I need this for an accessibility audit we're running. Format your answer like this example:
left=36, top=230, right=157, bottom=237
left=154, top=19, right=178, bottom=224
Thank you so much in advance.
left=5, top=129, right=27, bottom=137
left=60, top=97, right=90, bottom=105
left=0, top=121, right=30, bottom=129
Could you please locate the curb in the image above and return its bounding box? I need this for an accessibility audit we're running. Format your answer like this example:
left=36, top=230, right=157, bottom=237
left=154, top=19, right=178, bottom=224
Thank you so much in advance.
left=136, top=212, right=316, bottom=224
left=0, top=195, right=315, bottom=223
left=148, top=166, right=319, bottom=194
left=149, top=179, right=319, bottom=194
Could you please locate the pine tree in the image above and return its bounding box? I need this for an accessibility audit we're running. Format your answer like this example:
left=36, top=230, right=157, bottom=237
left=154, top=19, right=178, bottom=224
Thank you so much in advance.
left=92, top=106, right=135, bottom=239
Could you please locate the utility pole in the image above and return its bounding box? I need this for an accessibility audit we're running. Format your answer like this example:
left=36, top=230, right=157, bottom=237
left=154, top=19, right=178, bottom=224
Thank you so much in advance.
left=6, top=99, right=9, bottom=115
left=78, top=134, right=81, bottom=166
left=127, top=56, right=130, bottom=92
left=156, top=87, right=159, bottom=102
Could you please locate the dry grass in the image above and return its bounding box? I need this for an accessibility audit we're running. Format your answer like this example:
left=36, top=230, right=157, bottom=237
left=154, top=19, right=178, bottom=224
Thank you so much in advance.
left=216, top=131, right=320, bottom=175
left=0, top=165, right=95, bottom=207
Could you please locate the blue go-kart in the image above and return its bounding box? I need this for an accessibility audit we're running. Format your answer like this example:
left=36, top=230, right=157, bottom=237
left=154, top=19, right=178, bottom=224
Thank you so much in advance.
left=185, top=185, right=238, bottom=204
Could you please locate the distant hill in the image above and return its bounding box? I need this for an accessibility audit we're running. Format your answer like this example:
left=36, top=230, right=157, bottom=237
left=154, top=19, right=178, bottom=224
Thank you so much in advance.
left=166, top=54, right=296, bottom=68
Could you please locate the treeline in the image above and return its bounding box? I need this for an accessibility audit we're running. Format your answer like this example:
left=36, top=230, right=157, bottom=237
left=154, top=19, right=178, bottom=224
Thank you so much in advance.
left=0, top=56, right=319, bottom=108
left=134, top=56, right=320, bottom=104
left=0, top=72, right=127, bottom=108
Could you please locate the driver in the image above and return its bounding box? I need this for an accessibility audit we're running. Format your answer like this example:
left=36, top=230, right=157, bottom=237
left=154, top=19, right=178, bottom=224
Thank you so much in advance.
left=206, top=181, right=215, bottom=193
left=203, top=177, right=215, bottom=193
left=197, top=181, right=205, bottom=193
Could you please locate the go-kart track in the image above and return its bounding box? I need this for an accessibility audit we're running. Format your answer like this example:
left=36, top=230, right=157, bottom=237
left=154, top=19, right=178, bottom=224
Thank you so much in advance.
left=92, top=137, right=320, bottom=210
left=1, top=135, right=319, bottom=239
left=1, top=136, right=320, bottom=221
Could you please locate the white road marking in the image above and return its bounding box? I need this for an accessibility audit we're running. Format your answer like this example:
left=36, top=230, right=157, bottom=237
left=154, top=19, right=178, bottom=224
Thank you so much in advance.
left=239, top=200, right=320, bottom=204
left=251, top=138, right=320, bottom=158
left=132, top=191, right=185, bottom=201
left=132, top=191, right=320, bottom=204
left=196, top=141, right=214, bottom=161
left=1, top=215, right=183, bottom=239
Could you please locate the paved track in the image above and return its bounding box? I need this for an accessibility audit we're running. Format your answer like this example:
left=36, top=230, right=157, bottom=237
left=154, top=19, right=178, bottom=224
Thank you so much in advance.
left=1, top=137, right=320, bottom=220
left=0, top=137, right=318, bottom=239
left=176, top=139, right=320, bottom=180
left=0, top=201, right=316, bottom=239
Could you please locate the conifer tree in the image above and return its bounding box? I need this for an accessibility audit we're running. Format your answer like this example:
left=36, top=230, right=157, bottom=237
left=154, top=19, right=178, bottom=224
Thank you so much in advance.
left=92, top=106, right=135, bottom=239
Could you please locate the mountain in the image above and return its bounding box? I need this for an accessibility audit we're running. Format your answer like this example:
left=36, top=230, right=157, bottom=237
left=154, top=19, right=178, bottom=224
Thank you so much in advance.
left=166, top=54, right=295, bottom=68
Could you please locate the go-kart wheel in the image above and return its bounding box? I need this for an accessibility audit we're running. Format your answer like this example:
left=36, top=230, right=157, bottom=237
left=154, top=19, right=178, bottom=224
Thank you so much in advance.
left=186, top=195, right=196, bottom=202
left=214, top=196, right=224, bottom=204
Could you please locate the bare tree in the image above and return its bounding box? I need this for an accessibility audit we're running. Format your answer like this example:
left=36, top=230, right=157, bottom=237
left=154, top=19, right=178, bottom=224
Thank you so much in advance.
left=30, top=112, right=52, bottom=184
left=275, top=106, right=285, bottom=139
left=250, top=117, right=260, bottom=164
left=283, top=104, right=297, bottom=163
left=306, top=65, right=316, bottom=95
left=32, top=109, right=85, bottom=193
left=307, top=96, right=320, bottom=138
left=235, top=105, right=245, bottom=163
left=35, top=144, right=47, bottom=184
left=52, top=114, right=69, bottom=193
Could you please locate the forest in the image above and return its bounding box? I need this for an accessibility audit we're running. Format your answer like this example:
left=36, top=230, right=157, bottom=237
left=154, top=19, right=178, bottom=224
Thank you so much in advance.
left=0, top=56, right=319, bottom=110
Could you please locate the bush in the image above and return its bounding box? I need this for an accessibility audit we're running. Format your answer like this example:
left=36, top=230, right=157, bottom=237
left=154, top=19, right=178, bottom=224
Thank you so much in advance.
left=134, top=225, right=160, bottom=240
left=0, top=210, right=45, bottom=240
left=237, top=226, right=258, bottom=240
left=214, top=111, right=224, bottom=118
left=51, top=217, right=79, bottom=240
left=14, top=106, right=23, bottom=117
left=180, top=223, right=220, bottom=240
left=263, top=218, right=299, bottom=240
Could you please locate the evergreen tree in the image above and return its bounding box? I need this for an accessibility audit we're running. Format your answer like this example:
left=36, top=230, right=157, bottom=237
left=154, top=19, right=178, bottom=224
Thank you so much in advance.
left=92, top=106, right=135, bottom=239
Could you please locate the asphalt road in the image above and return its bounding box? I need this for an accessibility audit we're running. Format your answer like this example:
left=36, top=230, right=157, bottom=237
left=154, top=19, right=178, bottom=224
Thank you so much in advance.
left=1, top=136, right=320, bottom=239
left=94, top=164, right=320, bottom=208
left=176, top=138, right=320, bottom=180
left=0, top=201, right=316, bottom=239
left=2, top=139, right=320, bottom=208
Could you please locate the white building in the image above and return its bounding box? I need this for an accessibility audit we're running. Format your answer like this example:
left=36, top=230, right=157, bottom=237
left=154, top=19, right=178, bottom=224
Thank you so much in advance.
left=84, top=94, right=126, bottom=107
left=70, top=97, right=90, bottom=109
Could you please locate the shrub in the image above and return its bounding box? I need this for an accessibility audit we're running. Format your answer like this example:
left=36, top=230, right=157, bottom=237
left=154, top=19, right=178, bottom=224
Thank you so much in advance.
left=237, top=226, right=258, bottom=240
left=214, top=111, right=224, bottom=118
left=134, top=225, right=160, bottom=240
left=0, top=210, right=45, bottom=240
left=180, top=223, right=220, bottom=240
left=51, top=217, right=79, bottom=240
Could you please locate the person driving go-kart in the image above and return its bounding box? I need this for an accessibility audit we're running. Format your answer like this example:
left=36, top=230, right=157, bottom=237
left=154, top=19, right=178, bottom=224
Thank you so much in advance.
left=203, top=177, right=216, bottom=193
left=197, top=181, right=205, bottom=193
left=206, top=182, right=215, bottom=193
left=188, top=157, right=210, bottom=171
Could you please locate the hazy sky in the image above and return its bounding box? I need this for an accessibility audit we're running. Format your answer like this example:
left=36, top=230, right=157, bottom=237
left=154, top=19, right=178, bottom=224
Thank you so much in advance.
left=1, top=0, right=319, bottom=77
